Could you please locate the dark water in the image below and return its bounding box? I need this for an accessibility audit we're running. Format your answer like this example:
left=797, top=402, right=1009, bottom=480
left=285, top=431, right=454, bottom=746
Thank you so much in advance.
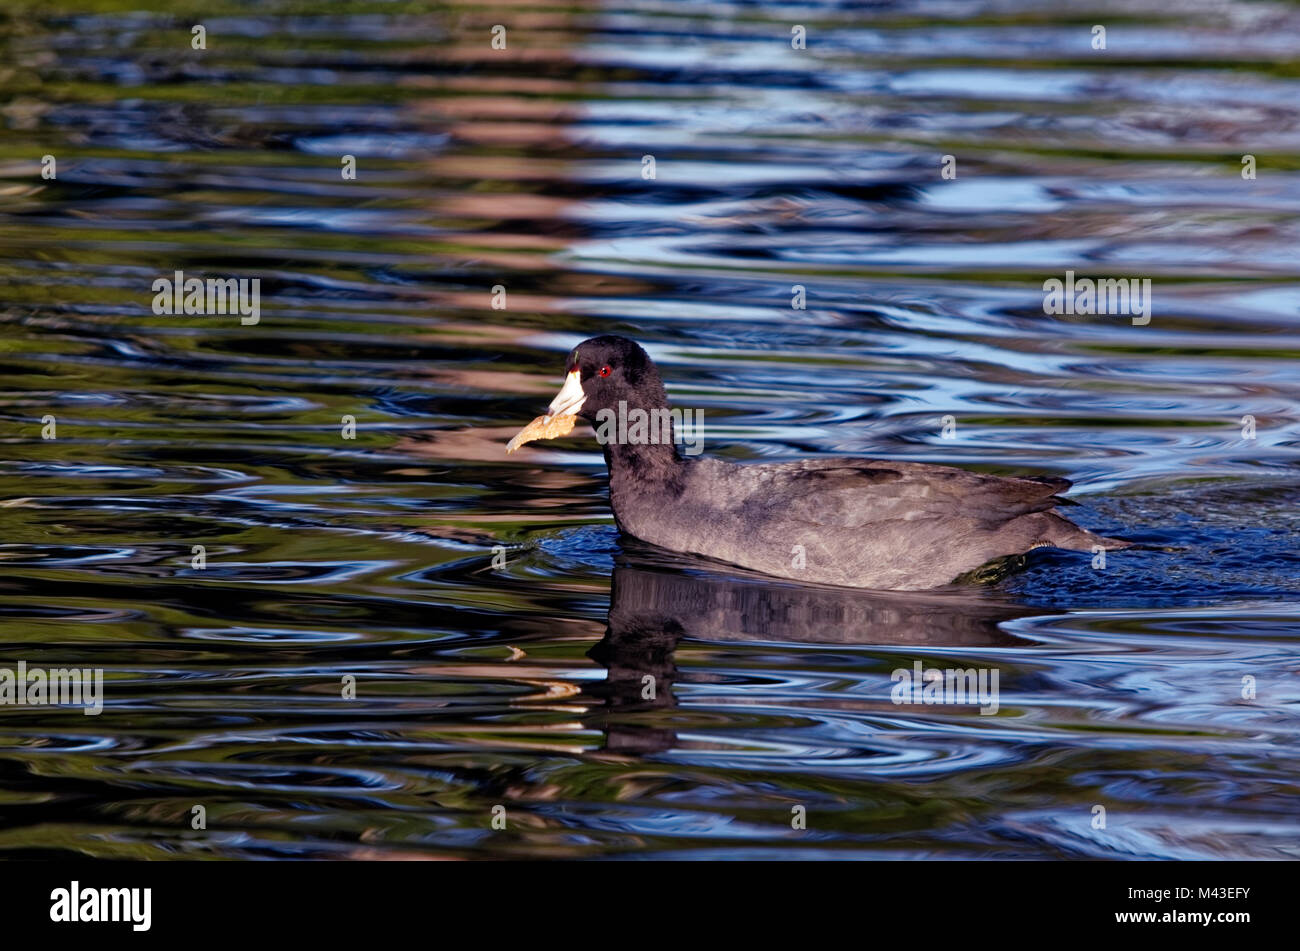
left=1, top=1, right=1299, bottom=859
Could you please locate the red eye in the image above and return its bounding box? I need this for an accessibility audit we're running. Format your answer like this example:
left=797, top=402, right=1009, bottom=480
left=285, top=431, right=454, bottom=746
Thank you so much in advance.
left=598, top=365, right=611, bottom=378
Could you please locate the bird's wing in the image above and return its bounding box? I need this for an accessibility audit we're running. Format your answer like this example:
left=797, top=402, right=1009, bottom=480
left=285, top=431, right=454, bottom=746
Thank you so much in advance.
left=745, top=459, right=1070, bottom=530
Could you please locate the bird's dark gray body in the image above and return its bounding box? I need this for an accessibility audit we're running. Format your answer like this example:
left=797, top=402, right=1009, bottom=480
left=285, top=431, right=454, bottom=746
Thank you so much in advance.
left=531, top=335, right=1128, bottom=591
left=608, top=453, right=1116, bottom=590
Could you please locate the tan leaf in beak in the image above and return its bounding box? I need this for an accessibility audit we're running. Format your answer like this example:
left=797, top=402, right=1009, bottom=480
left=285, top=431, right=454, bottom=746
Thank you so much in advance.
left=506, top=413, right=577, bottom=453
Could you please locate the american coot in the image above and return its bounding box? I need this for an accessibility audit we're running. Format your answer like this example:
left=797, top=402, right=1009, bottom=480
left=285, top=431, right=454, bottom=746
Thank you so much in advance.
left=511, top=335, right=1128, bottom=591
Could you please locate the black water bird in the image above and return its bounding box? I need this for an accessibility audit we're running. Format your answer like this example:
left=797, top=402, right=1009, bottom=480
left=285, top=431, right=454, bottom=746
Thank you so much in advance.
left=518, top=335, right=1127, bottom=591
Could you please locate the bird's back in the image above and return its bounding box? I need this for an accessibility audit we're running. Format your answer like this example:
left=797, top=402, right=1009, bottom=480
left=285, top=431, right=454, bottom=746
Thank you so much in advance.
left=610, top=455, right=1121, bottom=590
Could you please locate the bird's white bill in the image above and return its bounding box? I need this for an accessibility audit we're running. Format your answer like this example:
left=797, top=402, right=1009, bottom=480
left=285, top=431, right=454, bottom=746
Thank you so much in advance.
left=547, top=370, right=586, bottom=418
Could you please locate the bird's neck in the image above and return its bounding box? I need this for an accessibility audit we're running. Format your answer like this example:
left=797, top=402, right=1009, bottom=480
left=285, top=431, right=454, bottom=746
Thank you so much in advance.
left=603, top=438, right=684, bottom=486
left=598, top=404, right=687, bottom=526
left=591, top=398, right=689, bottom=533
left=590, top=399, right=684, bottom=473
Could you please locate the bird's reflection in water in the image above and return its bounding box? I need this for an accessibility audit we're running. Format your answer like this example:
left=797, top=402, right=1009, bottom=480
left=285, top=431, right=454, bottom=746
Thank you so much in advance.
left=583, top=542, right=1041, bottom=754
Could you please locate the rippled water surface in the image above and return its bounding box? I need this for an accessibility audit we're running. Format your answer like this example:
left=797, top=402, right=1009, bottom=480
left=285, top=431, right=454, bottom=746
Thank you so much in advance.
left=2, top=0, right=1299, bottom=859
